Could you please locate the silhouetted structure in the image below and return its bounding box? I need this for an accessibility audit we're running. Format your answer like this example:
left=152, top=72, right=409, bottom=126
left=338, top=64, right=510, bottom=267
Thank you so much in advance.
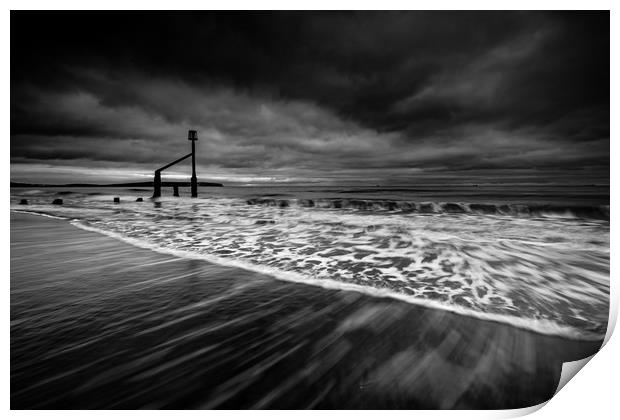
left=153, top=130, right=199, bottom=198
left=189, top=129, right=198, bottom=198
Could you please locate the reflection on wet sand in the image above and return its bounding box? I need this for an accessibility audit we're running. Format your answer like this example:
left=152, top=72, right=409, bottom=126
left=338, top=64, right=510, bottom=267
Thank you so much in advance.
left=11, top=213, right=603, bottom=409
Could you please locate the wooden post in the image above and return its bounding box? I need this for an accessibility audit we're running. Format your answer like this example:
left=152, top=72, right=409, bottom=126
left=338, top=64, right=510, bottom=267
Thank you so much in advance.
left=152, top=130, right=198, bottom=198
left=153, top=171, right=161, bottom=198
left=173, top=185, right=180, bottom=197
left=189, top=131, right=198, bottom=198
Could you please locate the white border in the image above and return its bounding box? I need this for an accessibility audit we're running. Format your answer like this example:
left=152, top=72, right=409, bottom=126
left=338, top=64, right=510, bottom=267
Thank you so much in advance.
left=4, top=3, right=616, bottom=419
left=1, top=1, right=617, bottom=10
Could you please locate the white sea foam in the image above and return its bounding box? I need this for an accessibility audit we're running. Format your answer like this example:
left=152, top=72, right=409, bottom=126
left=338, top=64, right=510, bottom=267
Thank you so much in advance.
left=67, top=220, right=606, bottom=341
left=11, top=209, right=69, bottom=220
left=11, top=192, right=610, bottom=341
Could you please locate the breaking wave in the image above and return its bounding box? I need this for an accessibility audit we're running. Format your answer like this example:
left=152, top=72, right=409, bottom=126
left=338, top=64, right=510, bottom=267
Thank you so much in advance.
left=11, top=190, right=610, bottom=341
left=246, top=197, right=610, bottom=220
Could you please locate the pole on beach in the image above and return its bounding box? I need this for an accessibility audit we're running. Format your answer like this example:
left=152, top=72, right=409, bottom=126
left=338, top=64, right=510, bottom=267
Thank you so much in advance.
left=151, top=130, right=198, bottom=198
left=189, top=130, right=198, bottom=198
left=153, top=171, right=162, bottom=198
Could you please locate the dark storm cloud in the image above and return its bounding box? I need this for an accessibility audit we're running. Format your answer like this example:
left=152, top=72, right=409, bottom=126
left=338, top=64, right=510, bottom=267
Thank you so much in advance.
left=10, top=11, right=609, bottom=183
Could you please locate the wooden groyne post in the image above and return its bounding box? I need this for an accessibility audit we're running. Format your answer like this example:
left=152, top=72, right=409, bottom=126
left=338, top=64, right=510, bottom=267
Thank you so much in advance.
left=152, top=129, right=199, bottom=198
left=189, top=130, right=198, bottom=198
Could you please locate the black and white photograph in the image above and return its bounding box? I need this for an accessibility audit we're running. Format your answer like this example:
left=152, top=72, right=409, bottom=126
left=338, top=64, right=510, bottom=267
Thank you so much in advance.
left=9, top=9, right=611, bottom=410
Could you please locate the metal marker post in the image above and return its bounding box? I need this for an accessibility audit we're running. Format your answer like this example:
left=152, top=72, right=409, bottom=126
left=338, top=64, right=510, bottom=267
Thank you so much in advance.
left=189, top=130, right=198, bottom=198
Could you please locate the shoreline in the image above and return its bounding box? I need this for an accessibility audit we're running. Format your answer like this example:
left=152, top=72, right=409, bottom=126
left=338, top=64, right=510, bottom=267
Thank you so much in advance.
left=13, top=209, right=607, bottom=341
left=11, top=212, right=605, bottom=409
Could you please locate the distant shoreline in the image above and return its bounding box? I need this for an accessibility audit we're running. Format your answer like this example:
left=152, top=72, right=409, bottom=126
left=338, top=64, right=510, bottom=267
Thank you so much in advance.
left=10, top=181, right=223, bottom=188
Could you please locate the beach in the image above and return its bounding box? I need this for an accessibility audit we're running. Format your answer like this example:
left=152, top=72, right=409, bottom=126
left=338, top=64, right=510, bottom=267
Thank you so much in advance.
left=11, top=212, right=604, bottom=409
left=9, top=8, right=612, bottom=411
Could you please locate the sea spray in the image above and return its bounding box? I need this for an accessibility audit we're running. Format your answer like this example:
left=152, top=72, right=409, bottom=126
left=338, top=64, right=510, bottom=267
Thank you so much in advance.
left=10, top=189, right=609, bottom=341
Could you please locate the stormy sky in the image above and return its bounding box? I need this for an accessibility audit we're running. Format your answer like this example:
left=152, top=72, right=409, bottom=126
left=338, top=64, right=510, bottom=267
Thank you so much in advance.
left=10, top=11, right=609, bottom=185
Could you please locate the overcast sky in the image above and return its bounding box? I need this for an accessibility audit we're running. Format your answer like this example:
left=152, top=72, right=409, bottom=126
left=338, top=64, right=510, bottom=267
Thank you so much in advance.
left=10, top=11, right=609, bottom=185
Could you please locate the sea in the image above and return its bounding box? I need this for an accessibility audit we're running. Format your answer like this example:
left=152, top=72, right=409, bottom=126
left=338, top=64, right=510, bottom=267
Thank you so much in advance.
left=10, top=183, right=610, bottom=342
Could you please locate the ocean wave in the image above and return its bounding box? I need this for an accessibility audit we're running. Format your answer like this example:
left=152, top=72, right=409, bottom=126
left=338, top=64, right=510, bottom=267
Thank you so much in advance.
left=11, top=209, right=70, bottom=220
left=11, top=192, right=609, bottom=342
left=69, top=220, right=606, bottom=341
left=246, top=197, right=610, bottom=220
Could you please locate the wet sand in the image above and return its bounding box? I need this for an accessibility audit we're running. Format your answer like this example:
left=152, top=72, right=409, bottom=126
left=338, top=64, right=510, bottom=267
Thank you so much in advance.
left=10, top=212, right=603, bottom=409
